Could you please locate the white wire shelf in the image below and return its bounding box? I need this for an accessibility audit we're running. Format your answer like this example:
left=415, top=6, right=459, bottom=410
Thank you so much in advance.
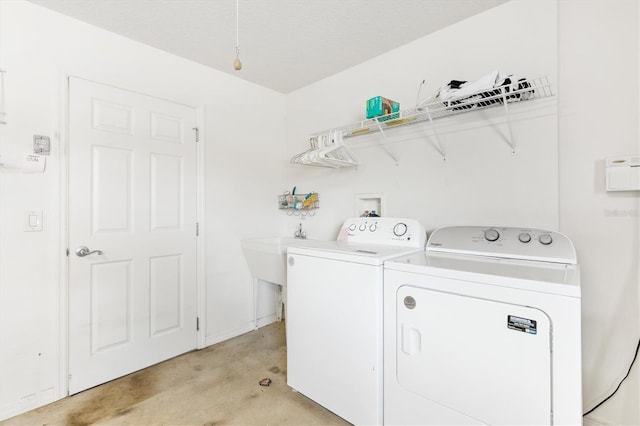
left=340, top=75, right=552, bottom=139
left=291, top=75, right=553, bottom=166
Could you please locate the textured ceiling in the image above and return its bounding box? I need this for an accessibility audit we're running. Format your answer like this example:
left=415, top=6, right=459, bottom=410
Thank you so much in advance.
left=27, top=0, right=507, bottom=93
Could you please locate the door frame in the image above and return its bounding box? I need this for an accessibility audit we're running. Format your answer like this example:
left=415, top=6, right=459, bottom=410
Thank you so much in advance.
left=55, top=72, right=207, bottom=398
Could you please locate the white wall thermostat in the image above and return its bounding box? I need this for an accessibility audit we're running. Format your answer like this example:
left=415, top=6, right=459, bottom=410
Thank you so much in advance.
left=606, top=156, right=640, bottom=191
left=33, top=135, right=50, bottom=155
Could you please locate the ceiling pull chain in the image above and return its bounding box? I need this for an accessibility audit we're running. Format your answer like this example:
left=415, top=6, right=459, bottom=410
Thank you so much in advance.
left=233, top=0, right=242, bottom=71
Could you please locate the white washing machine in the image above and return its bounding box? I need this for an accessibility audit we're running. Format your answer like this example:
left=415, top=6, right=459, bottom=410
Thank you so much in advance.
left=383, top=226, right=582, bottom=426
left=287, top=217, right=426, bottom=425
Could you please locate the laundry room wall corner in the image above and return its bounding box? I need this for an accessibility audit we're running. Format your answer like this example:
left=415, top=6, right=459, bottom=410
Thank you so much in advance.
left=559, top=1, right=640, bottom=424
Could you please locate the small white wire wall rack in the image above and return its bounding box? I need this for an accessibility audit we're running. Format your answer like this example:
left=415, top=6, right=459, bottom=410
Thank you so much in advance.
left=290, top=75, right=553, bottom=164
left=278, top=191, right=319, bottom=216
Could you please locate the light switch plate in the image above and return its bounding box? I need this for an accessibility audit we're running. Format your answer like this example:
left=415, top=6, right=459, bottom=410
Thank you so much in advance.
left=24, top=210, right=43, bottom=232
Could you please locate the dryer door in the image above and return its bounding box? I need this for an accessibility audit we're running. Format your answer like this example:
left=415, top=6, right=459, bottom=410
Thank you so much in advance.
left=396, top=283, right=552, bottom=425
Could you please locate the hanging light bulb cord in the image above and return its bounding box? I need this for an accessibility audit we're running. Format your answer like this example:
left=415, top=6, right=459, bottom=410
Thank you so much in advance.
left=233, top=0, right=242, bottom=70
left=235, top=0, right=239, bottom=53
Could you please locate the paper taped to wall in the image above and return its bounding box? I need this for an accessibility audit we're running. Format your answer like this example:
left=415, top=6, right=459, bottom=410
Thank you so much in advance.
left=0, top=153, right=46, bottom=173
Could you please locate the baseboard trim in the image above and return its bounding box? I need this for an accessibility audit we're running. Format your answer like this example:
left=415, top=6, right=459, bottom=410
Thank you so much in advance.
left=204, top=315, right=279, bottom=348
left=0, top=387, right=57, bottom=422
left=583, top=414, right=615, bottom=426
left=256, top=314, right=278, bottom=329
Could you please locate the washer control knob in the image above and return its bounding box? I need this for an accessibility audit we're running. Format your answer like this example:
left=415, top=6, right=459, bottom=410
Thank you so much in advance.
left=369, top=224, right=378, bottom=232
left=484, top=228, right=500, bottom=242
left=359, top=222, right=367, bottom=231
left=539, top=233, right=553, bottom=245
left=393, top=223, right=408, bottom=237
left=348, top=223, right=356, bottom=231
left=518, top=232, right=532, bottom=243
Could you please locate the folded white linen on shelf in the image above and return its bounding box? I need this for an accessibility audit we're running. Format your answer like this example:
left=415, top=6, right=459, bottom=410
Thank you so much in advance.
left=438, top=70, right=517, bottom=102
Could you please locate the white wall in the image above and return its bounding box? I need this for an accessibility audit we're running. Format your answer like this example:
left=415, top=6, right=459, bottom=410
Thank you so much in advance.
left=285, top=0, right=559, bottom=239
left=204, top=97, right=287, bottom=342
left=0, top=0, right=286, bottom=419
left=559, top=1, right=640, bottom=425
left=285, top=0, right=639, bottom=424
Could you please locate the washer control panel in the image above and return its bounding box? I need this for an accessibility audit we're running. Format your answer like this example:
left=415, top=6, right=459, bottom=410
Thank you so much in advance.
left=338, top=217, right=426, bottom=248
left=427, top=226, right=577, bottom=264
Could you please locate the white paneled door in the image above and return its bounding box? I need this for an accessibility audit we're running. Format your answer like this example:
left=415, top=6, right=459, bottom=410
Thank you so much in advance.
left=68, top=77, right=198, bottom=394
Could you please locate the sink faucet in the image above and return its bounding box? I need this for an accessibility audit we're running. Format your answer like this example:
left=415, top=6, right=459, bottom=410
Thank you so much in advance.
left=294, top=222, right=306, bottom=239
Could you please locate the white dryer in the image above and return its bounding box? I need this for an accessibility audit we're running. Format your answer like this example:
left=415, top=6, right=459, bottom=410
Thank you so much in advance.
left=287, top=217, right=426, bottom=425
left=383, top=226, right=581, bottom=425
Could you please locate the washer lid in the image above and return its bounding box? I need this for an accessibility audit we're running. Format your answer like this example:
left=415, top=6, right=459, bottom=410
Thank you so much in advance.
left=288, top=240, right=423, bottom=266
left=384, top=251, right=581, bottom=297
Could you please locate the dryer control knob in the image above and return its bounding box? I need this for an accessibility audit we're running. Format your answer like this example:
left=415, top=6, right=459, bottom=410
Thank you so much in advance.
left=369, top=224, right=378, bottom=232
left=518, top=232, right=532, bottom=243
left=348, top=223, right=356, bottom=231
left=539, top=233, right=553, bottom=245
left=359, top=223, right=367, bottom=231
left=484, top=228, right=500, bottom=242
left=393, top=223, right=408, bottom=237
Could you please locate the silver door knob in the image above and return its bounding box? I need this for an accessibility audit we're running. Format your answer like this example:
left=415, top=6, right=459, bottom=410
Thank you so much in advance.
left=75, top=246, right=103, bottom=257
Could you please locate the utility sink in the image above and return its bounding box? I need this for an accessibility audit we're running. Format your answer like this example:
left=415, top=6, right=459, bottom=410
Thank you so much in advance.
left=242, top=236, right=324, bottom=325
left=241, top=236, right=321, bottom=285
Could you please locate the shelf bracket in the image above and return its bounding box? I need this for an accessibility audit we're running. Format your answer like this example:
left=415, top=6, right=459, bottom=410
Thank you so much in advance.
left=372, top=118, right=399, bottom=165
left=501, top=89, right=516, bottom=154
left=425, top=108, right=446, bottom=161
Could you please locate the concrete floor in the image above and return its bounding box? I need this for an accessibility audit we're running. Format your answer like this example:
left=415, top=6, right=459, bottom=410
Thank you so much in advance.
left=1, top=321, right=349, bottom=426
